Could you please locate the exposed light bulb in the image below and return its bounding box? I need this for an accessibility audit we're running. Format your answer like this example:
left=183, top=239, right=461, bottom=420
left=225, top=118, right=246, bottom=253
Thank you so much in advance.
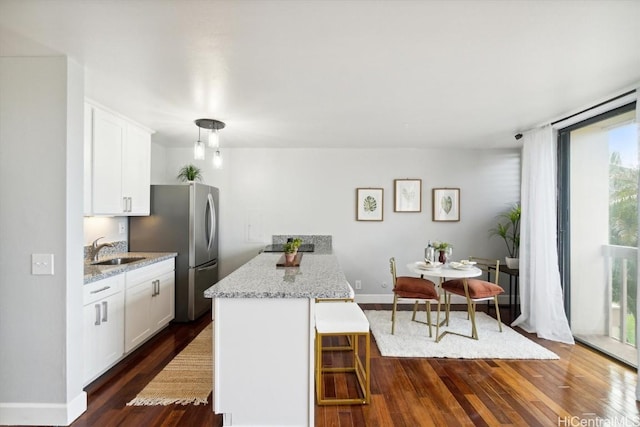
left=194, top=139, right=205, bottom=160
left=208, top=128, right=219, bottom=148
left=213, top=149, right=223, bottom=168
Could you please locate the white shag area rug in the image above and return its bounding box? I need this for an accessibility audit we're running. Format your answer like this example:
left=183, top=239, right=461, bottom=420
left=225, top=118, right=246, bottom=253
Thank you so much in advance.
left=365, top=310, right=559, bottom=360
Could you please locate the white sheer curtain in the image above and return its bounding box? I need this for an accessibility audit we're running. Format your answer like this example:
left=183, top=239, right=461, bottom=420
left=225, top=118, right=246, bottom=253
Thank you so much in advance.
left=512, top=125, right=574, bottom=344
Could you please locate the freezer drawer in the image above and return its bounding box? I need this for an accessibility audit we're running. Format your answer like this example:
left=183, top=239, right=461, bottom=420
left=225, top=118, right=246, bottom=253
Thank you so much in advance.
left=189, top=260, right=218, bottom=321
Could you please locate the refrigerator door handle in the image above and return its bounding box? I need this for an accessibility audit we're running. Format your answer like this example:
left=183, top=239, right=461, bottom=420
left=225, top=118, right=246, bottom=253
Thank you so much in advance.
left=196, top=263, right=218, bottom=272
left=206, top=193, right=215, bottom=252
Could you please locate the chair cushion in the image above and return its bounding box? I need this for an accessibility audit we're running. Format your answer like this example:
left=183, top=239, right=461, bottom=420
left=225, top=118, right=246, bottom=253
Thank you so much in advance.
left=441, top=279, right=504, bottom=299
left=393, top=277, right=438, bottom=299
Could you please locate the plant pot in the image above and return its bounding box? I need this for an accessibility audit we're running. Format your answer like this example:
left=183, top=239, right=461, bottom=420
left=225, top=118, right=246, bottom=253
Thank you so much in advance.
left=505, top=257, right=519, bottom=269
left=285, top=253, right=296, bottom=264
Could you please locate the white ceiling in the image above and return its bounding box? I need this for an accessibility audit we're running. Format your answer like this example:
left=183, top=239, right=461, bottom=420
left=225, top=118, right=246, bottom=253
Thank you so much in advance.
left=1, top=0, right=639, bottom=150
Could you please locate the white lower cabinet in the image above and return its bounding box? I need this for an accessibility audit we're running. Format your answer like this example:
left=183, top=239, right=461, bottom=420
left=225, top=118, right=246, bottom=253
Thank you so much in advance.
left=124, top=259, right=175, bottom=353
left=83, top=258, right=175, bottom=385
left=83, top=275, right=125, bottom=384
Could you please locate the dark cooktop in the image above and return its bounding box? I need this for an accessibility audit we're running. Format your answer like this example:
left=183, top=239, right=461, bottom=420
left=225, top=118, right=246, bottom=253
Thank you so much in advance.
left=263, top=243, right=315, bottom=253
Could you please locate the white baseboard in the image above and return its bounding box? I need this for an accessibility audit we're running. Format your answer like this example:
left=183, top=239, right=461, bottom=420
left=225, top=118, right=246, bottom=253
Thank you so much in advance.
left=354, top=294, right=514, bottom=305
left=0, top=391, right=87, bottom=426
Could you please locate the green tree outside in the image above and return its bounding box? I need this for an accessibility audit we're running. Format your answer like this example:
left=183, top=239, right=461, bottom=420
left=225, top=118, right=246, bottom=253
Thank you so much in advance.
left=609, top=151, right=638, bottom=345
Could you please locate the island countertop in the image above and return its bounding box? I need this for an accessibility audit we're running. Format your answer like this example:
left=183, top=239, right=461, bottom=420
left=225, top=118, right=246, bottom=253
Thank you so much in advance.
left=204, top=252, right=351, bottom=299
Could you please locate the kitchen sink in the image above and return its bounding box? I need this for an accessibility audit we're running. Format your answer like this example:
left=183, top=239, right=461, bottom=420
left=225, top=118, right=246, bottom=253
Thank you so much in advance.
left=92, top=257, right=145, bottom=266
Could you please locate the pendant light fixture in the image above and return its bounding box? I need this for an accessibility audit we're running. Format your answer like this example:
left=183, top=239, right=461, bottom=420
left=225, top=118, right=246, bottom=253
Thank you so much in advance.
left=212, top=149, right=223, bottom=168
left=193, top=126, right=205, bottom=160
left=194, top=118, right=226, bottom=168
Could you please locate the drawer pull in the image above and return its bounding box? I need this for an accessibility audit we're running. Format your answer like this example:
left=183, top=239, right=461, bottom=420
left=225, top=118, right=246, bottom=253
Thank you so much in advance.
left=90, top=286, right=111, bottom=294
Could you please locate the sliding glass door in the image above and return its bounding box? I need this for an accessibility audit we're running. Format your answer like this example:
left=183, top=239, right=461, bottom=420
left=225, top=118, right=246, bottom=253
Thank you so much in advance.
left=558, top=102, right=638, bottom=367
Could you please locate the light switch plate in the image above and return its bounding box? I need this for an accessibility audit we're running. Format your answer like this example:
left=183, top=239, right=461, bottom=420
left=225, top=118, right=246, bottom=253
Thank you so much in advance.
left=32, top=253, right=54, bottom=275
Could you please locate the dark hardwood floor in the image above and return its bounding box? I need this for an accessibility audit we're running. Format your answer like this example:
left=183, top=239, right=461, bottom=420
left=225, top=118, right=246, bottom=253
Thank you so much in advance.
left=61, top=304, right=638, bottom=427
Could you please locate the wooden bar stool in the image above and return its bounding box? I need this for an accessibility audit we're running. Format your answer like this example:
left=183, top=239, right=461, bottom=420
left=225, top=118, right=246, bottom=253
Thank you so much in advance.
left=314, top=301, right=370, bottom=405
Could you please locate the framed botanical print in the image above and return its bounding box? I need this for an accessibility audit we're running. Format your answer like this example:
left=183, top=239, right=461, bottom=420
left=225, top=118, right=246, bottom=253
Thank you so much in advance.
left=394, top=179, right=422, bottom=212
left=356, top=188, right=383, bottom=221
left=432, top=188, right=460, bottom=222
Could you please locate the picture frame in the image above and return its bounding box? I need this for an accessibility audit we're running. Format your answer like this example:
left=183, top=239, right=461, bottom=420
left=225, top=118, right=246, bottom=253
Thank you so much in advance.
left=394, top=179, right=422, bottom=212
left=432, top=188, right=460, bottom=222
left=356, top=188, right=384, bottom=221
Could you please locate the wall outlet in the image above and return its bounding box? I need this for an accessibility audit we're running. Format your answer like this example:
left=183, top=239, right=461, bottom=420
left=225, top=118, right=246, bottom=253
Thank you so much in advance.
left=118, top=222, right=126, bottom=234
left=381, top=282, right=387, bottom=288
left=354, top=280, right=362, bottom=290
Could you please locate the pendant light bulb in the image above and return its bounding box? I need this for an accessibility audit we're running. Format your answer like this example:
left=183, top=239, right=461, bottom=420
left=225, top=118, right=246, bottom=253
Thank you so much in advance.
left=194, top=127, right=205, bottom=160
left=213, top=149, right=223, bottom=168
left=208, top=128, right=219, bottom=148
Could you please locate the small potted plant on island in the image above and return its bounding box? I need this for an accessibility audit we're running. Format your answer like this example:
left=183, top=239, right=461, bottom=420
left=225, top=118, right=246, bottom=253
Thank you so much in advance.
left=283, top=238, right=303, bottom=264
left=177, top=164, right=203, bottom=182
left=490, top=203, right=521, bottom=269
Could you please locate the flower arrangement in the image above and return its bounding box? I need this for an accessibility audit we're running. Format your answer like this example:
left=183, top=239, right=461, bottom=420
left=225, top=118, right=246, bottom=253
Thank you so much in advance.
left=432, top=241, right=452, bottom=251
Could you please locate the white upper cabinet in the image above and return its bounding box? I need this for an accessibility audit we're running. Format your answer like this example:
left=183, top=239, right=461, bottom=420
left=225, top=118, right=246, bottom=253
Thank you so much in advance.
left=85, top=101, right=153, bottom=216
left=122, top=124, right=151, bottom=214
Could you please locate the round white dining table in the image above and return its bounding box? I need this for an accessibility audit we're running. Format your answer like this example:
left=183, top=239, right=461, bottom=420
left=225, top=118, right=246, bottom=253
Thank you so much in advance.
left=406, top=262, right=483, bottom=342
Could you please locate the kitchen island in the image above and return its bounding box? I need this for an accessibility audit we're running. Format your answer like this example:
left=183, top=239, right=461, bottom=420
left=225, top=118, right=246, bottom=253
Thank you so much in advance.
left=204, top=252, right=351, bottom=427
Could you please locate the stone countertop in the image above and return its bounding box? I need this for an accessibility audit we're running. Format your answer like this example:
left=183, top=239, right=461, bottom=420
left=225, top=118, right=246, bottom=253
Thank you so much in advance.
left=84, top=252, right=177, bottom=284
left=204, top=253, right=351, bottom=299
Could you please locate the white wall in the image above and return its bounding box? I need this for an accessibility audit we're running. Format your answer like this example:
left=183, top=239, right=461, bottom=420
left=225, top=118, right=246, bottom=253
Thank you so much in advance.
left=156, top=145, right=521, bottom=300
left=0, top=57, right=86, bottom=424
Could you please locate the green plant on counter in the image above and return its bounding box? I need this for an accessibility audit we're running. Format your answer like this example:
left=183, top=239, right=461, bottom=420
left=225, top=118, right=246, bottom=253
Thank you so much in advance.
left=177, top=164, right=202, bottom=182
left=283, top=238, right=303, bottom=254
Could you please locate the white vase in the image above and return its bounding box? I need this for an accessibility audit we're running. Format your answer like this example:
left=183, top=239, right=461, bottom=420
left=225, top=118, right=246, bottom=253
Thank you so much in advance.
left=505, top=257, right=519, bottom=269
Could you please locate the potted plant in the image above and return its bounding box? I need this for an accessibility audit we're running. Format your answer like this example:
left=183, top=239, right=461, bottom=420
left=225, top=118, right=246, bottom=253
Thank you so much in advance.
left=432, top=241, right=452, bottom=264
left=177, top=164, right=202, bottom=182
left=283, top=238, right=303, bottom=263
left=489, top=203, right=521, bottom=269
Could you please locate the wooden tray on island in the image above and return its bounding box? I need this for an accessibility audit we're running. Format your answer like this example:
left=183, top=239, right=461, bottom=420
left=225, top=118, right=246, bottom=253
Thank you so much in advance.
left=276, top=253, right=303, bottom=267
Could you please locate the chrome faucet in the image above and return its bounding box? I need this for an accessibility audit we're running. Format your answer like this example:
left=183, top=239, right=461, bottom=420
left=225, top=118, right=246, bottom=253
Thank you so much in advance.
left=90, top=237, right=115, bottom=261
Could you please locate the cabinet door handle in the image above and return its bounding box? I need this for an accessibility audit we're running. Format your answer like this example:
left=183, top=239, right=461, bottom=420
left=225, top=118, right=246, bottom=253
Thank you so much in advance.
left=94, top=304, right=101, bottom=326
left=101, top=301, right=108, bottom=322
left=156, top=280, right=160, bottom=296
left=123, top=196, right=128, bottom=212
left=127, top=197, right=132, bottom=212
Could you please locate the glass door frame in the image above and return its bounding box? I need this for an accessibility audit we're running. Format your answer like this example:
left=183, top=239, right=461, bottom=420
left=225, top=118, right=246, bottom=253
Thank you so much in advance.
left=557, top=101, right=637, bottom=324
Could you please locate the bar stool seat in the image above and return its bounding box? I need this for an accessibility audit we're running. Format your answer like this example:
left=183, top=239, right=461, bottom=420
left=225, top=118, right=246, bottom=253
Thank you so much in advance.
left=315, top=302, right=370, bottom=405
left=316, top=282, right=356, bottom=351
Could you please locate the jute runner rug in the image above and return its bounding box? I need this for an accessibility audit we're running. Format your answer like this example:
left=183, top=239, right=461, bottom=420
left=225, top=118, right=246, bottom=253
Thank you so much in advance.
left=127, top=323, right=212, bottom=406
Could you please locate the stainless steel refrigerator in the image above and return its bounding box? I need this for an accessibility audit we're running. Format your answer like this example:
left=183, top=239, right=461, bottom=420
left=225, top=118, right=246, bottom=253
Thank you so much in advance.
left=129, top=183, right=219, bottom=322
